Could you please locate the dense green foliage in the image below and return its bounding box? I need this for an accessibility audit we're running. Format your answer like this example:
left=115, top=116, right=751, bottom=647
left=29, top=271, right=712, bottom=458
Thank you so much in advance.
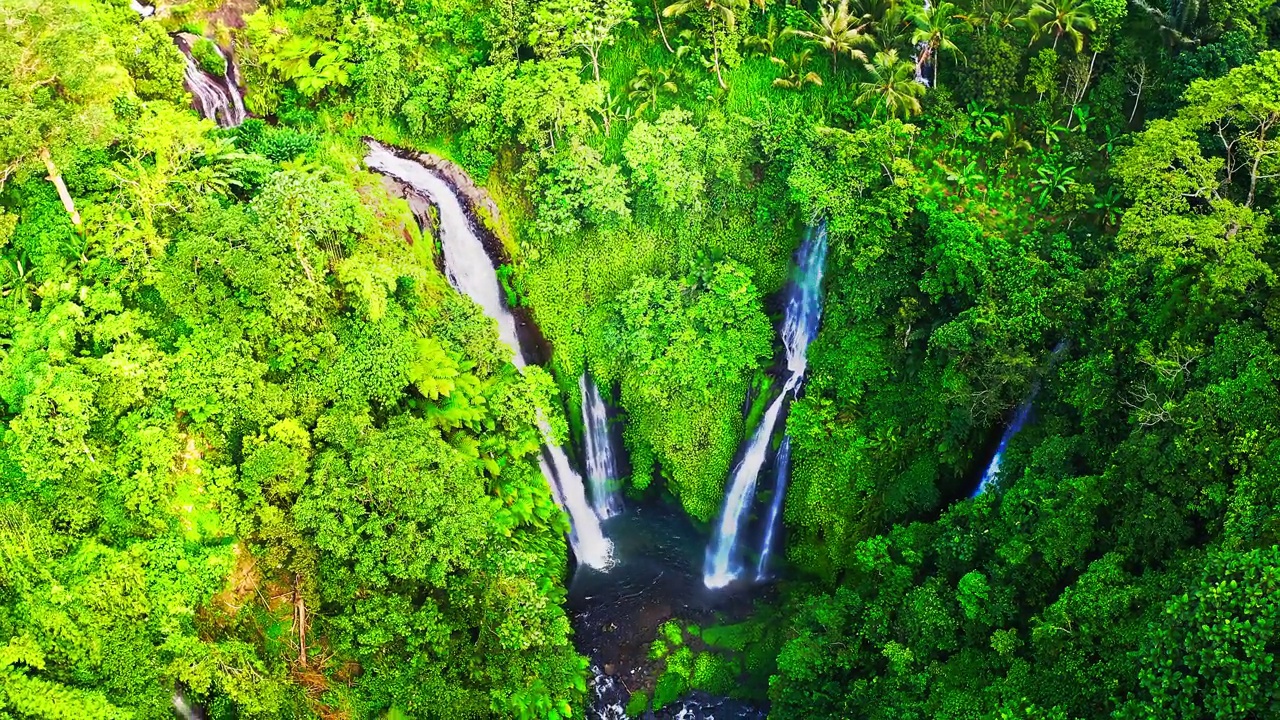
left=3, top=0, right=1280, bottom=715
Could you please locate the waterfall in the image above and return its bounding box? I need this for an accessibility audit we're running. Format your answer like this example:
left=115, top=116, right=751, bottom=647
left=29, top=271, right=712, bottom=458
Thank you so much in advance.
left=174, top=34, right=246, bottom=128
left=363, top=141, right=613, bottom=570
left=972, top=397, right=1034, bottom=496
left=753, top=436, right=790, bottom=582
left=704, top=223, right=828, bottom=589
left=972, top=340, right=1067, bottom=496
left=580, top=373, right=624, bottom=519
left=130, top=0, right=154, bottom=17
left=913, top=0, right=932, bottom=87
left=172, top=689, right=201, bottom=720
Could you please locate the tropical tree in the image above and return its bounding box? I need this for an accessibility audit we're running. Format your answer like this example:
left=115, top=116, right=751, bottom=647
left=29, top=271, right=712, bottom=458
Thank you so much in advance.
left=1025, top=0, right=1096, bottom=52
left=910, top=1, right=966, bottom=86
left=788, top=0, right=873, bottom=72
left=989, top=113, right=1033, bottom=158
left=628, top=66, right=681, bottom=116
left=662, top=0, right=749, bottom=87
left=959, top=0, right=1029, bottom=34
left=856, top=50, right=925, bottom=118
left=744, top=15, right=785, bottom=56
left=867, top=4, right=913, bottom=55
left=771, top=49, right=825, bottom=90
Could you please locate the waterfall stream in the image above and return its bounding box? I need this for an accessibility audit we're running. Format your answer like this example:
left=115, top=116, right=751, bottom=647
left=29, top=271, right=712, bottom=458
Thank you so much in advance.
left=972, top=397, right=1034, bottom=496
left=363, top=141, right=613, bottom=570
left=913, top=0, right=932, bottom=86
left=580, top=373, right=625, bottom=519
left=972, top=340, right=1067, bottom=496
left=753, top=436, right=790, bottom=582
left=704, top=223, right=828, bottom=589
left=174, top=33, right=246, bottom=128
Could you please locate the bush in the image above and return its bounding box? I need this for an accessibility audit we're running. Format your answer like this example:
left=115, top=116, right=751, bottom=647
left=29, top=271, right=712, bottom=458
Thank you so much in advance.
left=191, top=38, right=227, bottom=78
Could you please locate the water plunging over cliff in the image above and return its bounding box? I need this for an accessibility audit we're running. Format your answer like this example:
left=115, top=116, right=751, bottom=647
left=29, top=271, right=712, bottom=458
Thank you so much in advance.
left=753, top=436, right=791, bottom=582
left=580, top=373, right=625, bottom=519
left=704, top=223, right=828, bottom=589
left=363, top=141, right=613, bottom=569
left=972, top=398, right=1033, bottom=496
left=174, top=34, right=246, bottom=128
left=972, top=340, right=1068, bottom=496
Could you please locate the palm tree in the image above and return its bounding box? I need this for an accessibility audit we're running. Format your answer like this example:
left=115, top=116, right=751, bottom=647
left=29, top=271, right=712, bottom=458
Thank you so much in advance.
left=856, top=50, right=925, bottom=119
left=745, top=15, right=785, bottom=56
left=959, top=0, right=1027, bottom=35
left=771, top=49, right=825, bottom=90
left=628, top=66, right=680, bottom=115
left=663, top=0, right=749, bottom=88
left=787, top=0, right=872, bottom=72
left=1025, top=0, right=1096, bottom=52
left=910, top=1, right=965, bottom=86
left=868, top=4, right=913, bottom=55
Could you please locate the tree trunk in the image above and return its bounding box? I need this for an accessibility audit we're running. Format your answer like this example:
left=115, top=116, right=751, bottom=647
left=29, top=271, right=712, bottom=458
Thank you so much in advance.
left=933, top=50, right=939, bottom=87
left=713, top=35, right=726, bottom=88
left=655, top=0, right=674, bottom=53
left=1246, top=122, right=1271, bottom=207
left=295, top=575, right=308, bottom=666
left=39, top=148, right=80, bottom=227
left=1129, top=83, right=1143, bottom=123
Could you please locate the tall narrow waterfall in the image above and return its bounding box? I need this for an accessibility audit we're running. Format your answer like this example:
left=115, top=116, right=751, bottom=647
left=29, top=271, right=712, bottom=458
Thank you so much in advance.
left=704, top=223, right=828, bottom=589
left=913, top=0, right=932, bottom=87
left=174, top=34, right=246, bottom=128
left=364, top=141, right=613, bottom=569
left=580, top=373, right=624, bottom=519
left=972, top=399, right=1033, bottom=496
left=972, top=340, right=1067, bottom=497
left=754, top=436, right=791, bottom=582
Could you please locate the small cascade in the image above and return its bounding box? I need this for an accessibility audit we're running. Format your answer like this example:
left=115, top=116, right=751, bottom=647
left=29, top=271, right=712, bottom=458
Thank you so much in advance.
left=913, top=0, right=932, bottom=86
left=704, top=223, right=828, bottom=589
left=972, top=398, right=1034, bottom=496
left=972, top=340, right=1067, bottom=497
left=363, top=141, right=613, bottom=570
left=754, top=436, right=791, bottom=582
left=172, top=689, right=202, bottom=720
left=130, top=0, right=154, bottom=17
left=580, top=373, right=625, bottom=519
left=174, top=33, right=246, bottom=128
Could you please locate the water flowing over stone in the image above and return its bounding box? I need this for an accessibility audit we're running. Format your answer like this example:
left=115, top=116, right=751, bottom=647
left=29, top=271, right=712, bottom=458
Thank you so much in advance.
left=174, top=34, right=246, bottom=128
left=130, top=0, right=154, bottom=17
left=704, top=223, right=828, bottom=589
left=754, top=436, right=791, bottom=582
left=363, top=141, right=613, bottom=569
left=581, top=373, right=625, bottom=519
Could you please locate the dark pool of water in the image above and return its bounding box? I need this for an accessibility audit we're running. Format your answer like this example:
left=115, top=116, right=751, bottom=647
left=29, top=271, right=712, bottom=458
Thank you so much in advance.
left=569, top=505, right=768, bottom=719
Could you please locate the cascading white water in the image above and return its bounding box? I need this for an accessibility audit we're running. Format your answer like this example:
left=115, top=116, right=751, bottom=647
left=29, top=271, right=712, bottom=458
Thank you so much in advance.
left=580, top=373, right=625, bottom=519
left=972, top=399, right=1033, bottom=496
left=754, top=436, right=791, bottom=582
left=175, top=34, right=246, bottom=128
left=130, top=0, right=154, bottom=17
left=972, top=340, right=1066, bottom=496
left=913, top=0, right=932, bottom=87
left=704, top=223, right=828, bottom=589
left=363, top=141, right=613, bottom=569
